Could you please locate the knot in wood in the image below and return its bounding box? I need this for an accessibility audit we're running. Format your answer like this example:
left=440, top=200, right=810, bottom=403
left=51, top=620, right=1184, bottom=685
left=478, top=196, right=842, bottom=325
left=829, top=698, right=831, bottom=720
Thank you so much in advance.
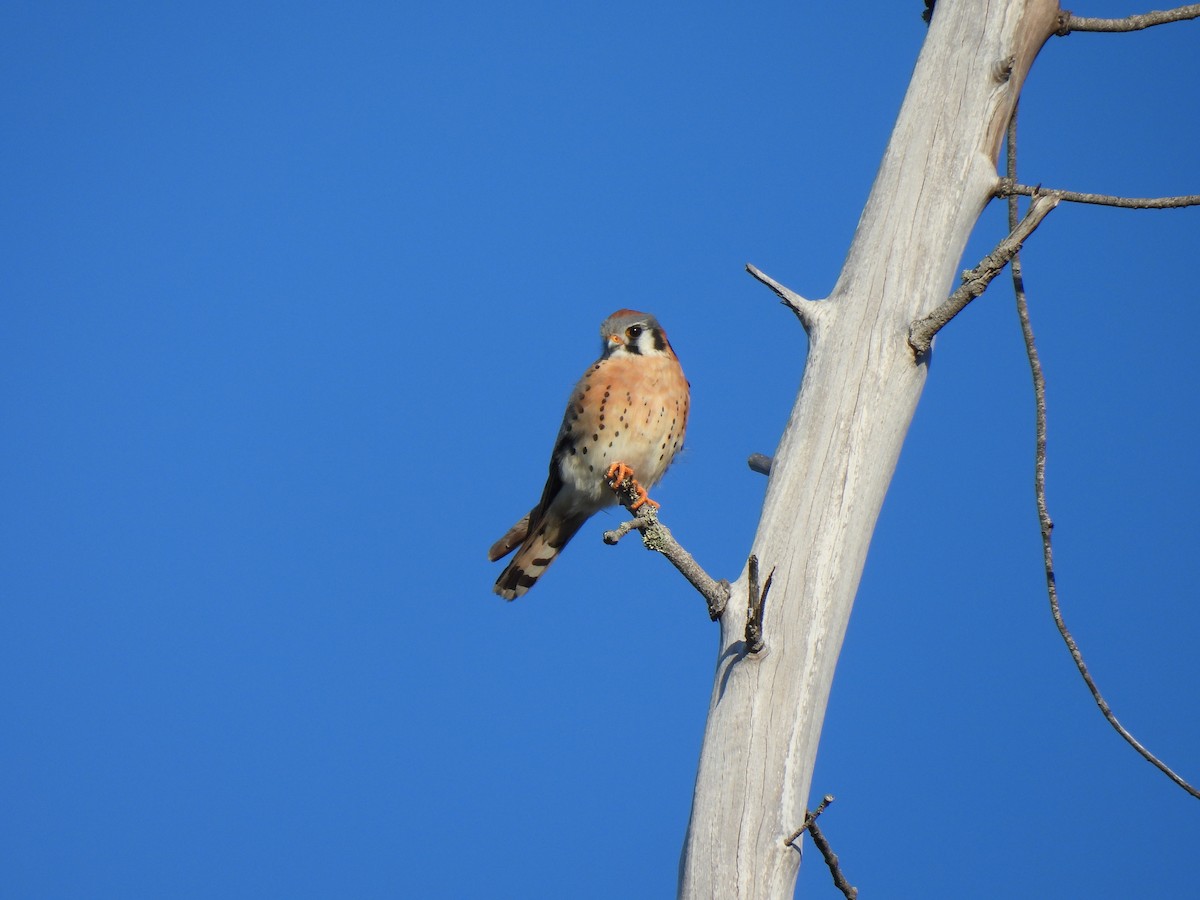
left=992, top=55, right=1015, bottom=83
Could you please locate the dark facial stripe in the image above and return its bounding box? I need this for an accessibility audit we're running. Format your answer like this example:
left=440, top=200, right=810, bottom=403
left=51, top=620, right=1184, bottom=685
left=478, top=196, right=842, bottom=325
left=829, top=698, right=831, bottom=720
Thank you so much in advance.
left=651, top=328, right=666, bottom=352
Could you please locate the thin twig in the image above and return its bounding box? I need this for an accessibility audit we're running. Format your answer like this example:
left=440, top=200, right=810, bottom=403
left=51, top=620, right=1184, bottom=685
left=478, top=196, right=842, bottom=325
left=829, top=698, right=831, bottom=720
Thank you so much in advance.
left=602, top=476, right=730, bottom=619
left=1006, top=110, right=1200, bottom=801
left=1000, top=181, right=1200, bottom=209
left=908, top=193, right=1058, bottom=356
left=785, top=796, right=856, bottom=899
left=602, top=518, right=642, bottom=543
left=785, top=794, right=833, bottom=847
left=1057, top=4, right=1200, bottom=33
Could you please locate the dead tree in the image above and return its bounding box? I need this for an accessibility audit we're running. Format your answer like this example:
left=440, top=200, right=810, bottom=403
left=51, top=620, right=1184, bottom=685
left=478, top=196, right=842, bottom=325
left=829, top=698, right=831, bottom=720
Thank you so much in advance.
left=633, top=1, right=1199, bottom=896
left=599, top=1, right=1199, bottom=895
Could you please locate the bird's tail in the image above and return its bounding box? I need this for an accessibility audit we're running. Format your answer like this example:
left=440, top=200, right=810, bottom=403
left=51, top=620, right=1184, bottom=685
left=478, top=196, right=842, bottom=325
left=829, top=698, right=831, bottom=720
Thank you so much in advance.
left=492, top=513, right=587, bottom=600
left=488, top=513, right=530, bottom=563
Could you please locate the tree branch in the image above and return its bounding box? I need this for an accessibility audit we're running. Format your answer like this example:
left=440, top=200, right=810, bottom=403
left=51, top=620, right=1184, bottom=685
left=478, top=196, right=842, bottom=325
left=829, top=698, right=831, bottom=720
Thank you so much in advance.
left=1057, top=4, right=1200, bottom=33
left=785, top=795, right=857, bottom=900
left=747, top=453, right=774, bottom=476
left=745, top=263, right=822, bottom=333
left=745, top=555, right=775, bottom=654
left=907, top=192, right=1058, bottom=356
left=1000, top=180, right=1200, bottom=209
left=784, top=793, right=832, bottom=847
left=1006, top=111, right=1200, bottom=802
left=806, top=818, right=857, bottom=900
left=602, top=476, right=730, bottom=620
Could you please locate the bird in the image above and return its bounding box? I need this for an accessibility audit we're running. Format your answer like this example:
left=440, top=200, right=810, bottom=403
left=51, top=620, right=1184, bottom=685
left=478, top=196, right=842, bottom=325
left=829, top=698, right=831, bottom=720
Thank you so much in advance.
left=489, top=309, right=689, bottom=599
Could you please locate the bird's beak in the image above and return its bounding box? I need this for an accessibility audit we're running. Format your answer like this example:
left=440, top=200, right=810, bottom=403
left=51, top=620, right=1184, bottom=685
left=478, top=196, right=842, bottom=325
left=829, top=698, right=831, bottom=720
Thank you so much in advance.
left=608, top=333, right=623, bottom=345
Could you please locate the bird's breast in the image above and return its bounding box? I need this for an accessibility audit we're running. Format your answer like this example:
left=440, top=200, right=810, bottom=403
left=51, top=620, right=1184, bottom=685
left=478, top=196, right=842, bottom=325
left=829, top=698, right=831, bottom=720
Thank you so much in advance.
left=555, top=353, right=688, bottom=510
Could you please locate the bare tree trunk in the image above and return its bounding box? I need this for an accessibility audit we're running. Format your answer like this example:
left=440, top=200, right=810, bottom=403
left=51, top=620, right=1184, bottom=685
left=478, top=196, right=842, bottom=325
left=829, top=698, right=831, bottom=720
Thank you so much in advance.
left=678, top=1, right=1062, bottom=896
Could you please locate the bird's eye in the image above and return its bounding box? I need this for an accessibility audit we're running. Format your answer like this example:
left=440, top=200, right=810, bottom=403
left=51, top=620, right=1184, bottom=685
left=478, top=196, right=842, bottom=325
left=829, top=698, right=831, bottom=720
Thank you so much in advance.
left=627, top=325, right=643, bottom=339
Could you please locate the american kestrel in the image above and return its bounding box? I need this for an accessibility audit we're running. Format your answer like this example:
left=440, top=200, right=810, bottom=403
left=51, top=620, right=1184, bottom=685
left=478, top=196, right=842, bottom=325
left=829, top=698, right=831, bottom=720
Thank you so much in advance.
left=489, top=309, right=690, bottom=599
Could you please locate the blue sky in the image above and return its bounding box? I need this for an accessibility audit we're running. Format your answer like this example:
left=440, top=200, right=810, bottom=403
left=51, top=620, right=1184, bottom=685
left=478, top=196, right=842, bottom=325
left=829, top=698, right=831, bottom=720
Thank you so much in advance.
left=3, top=2, right=1198, bottom=897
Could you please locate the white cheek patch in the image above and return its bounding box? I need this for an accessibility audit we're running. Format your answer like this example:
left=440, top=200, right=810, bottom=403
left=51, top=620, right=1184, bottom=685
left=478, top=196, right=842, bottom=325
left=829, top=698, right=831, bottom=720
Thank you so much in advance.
left=634, top=331, right=666, bottom=357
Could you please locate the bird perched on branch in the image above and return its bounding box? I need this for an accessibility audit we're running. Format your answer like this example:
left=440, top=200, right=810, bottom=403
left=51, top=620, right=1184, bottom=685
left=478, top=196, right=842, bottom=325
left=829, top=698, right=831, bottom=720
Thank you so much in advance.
left=489, top=309, right=690, bottom=599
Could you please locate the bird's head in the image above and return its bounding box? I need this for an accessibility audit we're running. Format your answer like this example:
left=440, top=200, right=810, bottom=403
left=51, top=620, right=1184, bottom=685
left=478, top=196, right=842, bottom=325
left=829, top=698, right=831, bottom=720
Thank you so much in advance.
left=599, top=309, right=674, bottom=359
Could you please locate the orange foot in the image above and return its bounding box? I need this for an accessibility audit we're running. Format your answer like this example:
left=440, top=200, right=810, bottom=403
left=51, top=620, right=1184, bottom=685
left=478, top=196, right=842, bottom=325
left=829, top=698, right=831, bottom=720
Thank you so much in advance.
left=605, top=461, right=660, bottom=511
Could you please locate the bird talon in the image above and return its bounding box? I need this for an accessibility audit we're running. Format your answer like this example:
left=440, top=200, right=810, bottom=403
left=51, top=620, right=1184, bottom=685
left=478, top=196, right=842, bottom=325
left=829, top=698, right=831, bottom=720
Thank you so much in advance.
left=606, top=461, right=659, bottom=511
left=605, top=461, right=634, bottom=488
left=630, top=491, right=660, bottom=511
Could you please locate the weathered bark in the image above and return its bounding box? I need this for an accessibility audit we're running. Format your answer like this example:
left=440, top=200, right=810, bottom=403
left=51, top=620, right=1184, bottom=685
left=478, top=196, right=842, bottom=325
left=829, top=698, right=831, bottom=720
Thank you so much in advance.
left=678, top=1, right=1062, bottom=896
